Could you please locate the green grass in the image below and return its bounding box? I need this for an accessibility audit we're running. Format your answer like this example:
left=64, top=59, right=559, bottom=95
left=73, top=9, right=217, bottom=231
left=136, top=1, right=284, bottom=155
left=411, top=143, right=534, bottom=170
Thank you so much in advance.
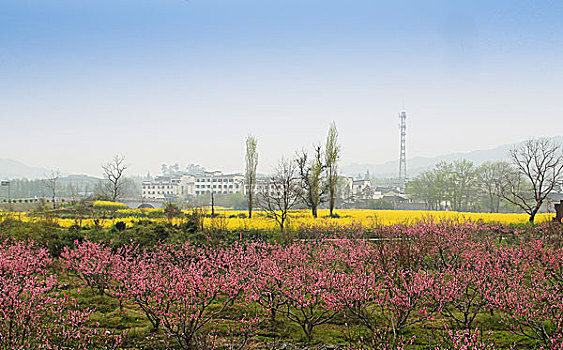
left=64, top=280, right=547, bottom=349
left=45, top=265, right=547, bottom=349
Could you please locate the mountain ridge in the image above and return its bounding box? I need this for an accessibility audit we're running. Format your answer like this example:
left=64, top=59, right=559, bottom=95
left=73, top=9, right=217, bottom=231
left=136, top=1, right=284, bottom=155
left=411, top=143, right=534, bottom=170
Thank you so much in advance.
left=0, top=158, right=51, bottom=179
left=3, top=137, right=562, bottom=180
left=341, top=136, right=563, bottom=178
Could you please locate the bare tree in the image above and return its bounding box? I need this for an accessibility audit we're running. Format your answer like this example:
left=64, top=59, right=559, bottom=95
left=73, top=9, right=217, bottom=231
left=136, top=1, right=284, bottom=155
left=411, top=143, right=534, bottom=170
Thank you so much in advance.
left=501, top=138, right=563, bottom=223
left=67, top=181, right=80, bottom=205
left=245, top=135, right=258, bottom=218
left=102, top=155, right=128, bottom=202
left=325, top=122, right=340, bottom=217
left=42, top=169, right=60, bottom=209
left=296, top=146, right=326, bottom=218
left=258, top=158, right=299, bottom=231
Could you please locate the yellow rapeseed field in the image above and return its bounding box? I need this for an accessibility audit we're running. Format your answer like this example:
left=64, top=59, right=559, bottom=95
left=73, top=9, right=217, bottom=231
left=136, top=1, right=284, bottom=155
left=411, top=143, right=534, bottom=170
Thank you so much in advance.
left=93, top=200, right=128, bottom=209
left=0, top=208, right=553, bottom=230
left=200, top=209, right=553, bottom=231
left=116, top=208, right=163, bottom=215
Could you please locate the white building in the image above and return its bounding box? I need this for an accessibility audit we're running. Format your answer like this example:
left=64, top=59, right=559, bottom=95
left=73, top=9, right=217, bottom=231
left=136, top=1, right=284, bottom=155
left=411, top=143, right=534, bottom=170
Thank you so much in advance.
left=251, top=177, right=298, bottom=197
left=142, top=172, right=244, bottom=200
left=142, top=175, right=192, bottom=200
left=341, top=177, right=382, bottom=201
left=193, top=171, right=245, bottom=196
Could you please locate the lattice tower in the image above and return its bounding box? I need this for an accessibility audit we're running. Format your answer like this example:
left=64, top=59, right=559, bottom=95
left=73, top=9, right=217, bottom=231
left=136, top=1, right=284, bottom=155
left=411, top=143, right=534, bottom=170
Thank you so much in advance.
left=398, top=111, right=407, bottom=187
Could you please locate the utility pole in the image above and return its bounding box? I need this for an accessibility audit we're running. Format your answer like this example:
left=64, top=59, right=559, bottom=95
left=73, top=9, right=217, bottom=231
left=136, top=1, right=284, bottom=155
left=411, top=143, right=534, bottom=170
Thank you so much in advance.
left=210, top=174, right=215, bottom=216
left=398, top=110, right=407, bottom=190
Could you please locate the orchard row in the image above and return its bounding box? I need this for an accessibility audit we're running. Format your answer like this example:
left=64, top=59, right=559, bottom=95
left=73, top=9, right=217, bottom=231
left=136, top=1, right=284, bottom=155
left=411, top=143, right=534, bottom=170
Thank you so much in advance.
left=2, top=221, right=563, bottom=348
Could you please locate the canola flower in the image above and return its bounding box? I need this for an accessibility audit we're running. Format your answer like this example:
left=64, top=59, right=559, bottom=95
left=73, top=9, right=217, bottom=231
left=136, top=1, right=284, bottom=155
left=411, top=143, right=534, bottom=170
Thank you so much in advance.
left=201, top=209, right=553, bottom=231
left=0, top=208, right=553, bottom=230
left=116, top=208, right=163, bottom=216
left=93, top=200, right=127, bottom=209
left=200, top=206, right=232, bottom=211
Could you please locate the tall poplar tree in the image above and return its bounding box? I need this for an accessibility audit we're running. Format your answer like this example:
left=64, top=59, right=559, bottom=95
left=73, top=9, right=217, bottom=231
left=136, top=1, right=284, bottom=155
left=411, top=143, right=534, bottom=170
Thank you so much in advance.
left=325, top=122, right=340, bottom=218
left=245, top=135, right=258, bottom=218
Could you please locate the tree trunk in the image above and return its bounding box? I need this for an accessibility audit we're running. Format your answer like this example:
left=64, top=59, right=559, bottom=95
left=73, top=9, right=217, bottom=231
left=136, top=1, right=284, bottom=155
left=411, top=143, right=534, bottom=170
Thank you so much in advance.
left=312, top=205, right=317, bottom=218
left=248, top=192, right=252, bottom=219
left=529, top=201, right=543, bottom=223
left=305, top=323, right=313, bottom=344
left=211, top=192, right=215, bottom=216
left=329, top=194, right=335, bottom=218
left=529, top=209, right=538, bottom=223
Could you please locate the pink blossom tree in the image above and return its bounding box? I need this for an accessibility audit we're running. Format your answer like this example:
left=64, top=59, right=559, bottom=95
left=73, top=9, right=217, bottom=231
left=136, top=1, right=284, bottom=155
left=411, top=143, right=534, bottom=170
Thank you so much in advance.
left=0, top=240, right=121, bottom=349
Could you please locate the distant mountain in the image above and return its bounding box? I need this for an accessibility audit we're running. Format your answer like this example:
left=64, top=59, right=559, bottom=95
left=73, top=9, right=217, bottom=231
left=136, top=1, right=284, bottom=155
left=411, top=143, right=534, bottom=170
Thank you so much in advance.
left=4, top=136, right=563, bottom=181
left=0, top=158, right=50, bottom=179
left=61, top=174, right=103, bottom=185
left=342, top=136, right=563, bottom=178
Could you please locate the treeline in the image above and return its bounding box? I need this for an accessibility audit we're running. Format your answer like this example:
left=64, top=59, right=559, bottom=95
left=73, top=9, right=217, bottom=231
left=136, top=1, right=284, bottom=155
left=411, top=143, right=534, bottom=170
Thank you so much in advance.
left=407, top=160, right=515, bottom=212
left=406, top=138, right=563, bottom=224
left=1, top=176, right=141, bottom=201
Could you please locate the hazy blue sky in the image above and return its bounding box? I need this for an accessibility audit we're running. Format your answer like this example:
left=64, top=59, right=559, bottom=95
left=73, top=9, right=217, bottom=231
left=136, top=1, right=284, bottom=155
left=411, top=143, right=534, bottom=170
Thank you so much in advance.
left=2, top=0, right=563, bottom=176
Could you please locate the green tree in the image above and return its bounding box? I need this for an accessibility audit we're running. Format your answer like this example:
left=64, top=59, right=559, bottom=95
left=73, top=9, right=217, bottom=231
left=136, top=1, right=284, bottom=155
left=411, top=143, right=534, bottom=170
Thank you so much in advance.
left=476, top=161, right=511, bottom=213
left=407, top=159, right=478, bottom=211
left=447, top=159, right=477, bottom=211
left=164, top=201, right=183, bottom=225
left=407, top=170, right=441, bottom=210
left=245, top=135, right=258, bottom=218
left=325, top=122, right=340, bottom=218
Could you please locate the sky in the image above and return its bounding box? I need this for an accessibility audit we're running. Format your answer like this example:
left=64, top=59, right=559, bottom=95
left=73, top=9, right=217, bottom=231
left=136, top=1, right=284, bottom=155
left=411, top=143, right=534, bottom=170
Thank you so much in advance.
left=2, top=0, right=563, bottom=177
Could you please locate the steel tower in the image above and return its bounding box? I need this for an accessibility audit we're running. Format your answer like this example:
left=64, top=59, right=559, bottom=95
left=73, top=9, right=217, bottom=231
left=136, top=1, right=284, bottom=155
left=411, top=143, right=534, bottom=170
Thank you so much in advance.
left=398, top=111, right=407, bottom=188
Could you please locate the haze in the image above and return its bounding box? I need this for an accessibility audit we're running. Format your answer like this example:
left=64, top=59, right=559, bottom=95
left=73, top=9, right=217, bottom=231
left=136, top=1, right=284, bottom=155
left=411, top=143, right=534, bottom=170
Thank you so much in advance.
left=2, top=0, right=563, bottom=177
